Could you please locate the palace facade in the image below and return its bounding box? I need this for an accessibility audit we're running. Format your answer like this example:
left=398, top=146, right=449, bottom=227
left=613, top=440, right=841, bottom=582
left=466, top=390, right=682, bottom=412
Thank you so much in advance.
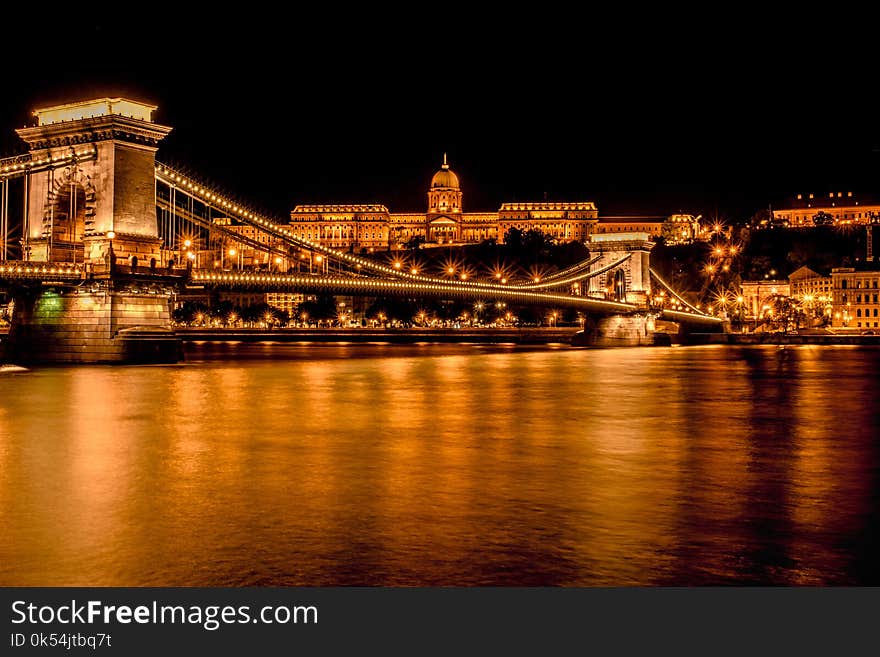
left=831, top=267, right=880, bottom=330
left=279, top=156, right=664, bottom=252
left=222, top=157, right=666, bottom=272
left=771, top=192, right=880, bottom=227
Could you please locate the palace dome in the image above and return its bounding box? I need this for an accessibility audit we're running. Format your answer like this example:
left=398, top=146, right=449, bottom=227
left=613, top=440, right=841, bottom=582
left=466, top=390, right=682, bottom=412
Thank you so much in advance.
left=430, top=154, right=460, bottom=189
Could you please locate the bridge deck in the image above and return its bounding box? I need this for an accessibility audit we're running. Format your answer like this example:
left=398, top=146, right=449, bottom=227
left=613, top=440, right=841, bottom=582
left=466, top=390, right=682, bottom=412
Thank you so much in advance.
left=189, top=271, right=640, bottom=314
left=0, top=259, right=722, bottom=325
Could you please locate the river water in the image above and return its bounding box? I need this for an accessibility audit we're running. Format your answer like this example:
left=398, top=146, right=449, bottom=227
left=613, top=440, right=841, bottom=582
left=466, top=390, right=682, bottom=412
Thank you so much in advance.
left=1, top=343, right=878, bottom=585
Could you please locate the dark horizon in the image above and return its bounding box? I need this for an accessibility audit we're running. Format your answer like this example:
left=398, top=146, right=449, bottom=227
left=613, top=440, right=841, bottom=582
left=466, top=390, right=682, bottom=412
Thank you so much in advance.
left=2, top=13, right=878, bottom=223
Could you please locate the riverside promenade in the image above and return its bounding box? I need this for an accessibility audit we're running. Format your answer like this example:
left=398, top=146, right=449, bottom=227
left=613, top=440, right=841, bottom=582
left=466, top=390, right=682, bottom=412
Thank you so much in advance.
left=174, top=327, right=581, bottom=345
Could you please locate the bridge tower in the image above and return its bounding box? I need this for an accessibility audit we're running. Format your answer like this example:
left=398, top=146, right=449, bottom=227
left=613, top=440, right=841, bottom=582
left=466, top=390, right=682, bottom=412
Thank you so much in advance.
left=575, top=232, right=658, bottom=346
left=5, top=98, right=180, bottom=364
left=587, top=232, right=654, bottom=304
left=16, top=98, right=171, bottom=265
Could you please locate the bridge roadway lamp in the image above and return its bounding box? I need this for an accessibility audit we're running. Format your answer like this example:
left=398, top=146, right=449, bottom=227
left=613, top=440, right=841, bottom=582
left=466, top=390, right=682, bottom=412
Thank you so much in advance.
left=107, top=231, right=115, bottom=268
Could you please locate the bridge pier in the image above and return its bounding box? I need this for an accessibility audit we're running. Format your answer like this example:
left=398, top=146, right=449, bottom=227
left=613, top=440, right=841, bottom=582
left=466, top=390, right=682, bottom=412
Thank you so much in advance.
left=572, top=314, right=664, bottom=347
left=6, top=284, right=180, bottom=364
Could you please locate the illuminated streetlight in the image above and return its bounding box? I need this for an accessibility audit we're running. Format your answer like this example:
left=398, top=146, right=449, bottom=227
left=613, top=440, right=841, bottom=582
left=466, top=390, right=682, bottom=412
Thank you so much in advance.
left=106, top=231, right=116, bottom=269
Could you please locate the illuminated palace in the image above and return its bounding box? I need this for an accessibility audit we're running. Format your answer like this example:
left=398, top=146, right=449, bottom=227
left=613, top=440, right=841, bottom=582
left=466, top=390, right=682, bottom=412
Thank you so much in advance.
left=232, top=156, right=660, bottom=255
left=771, top=192, right=880, bottom=227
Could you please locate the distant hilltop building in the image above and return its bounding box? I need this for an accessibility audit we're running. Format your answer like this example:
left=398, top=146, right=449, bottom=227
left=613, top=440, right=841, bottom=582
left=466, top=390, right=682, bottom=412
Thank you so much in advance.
left=661, top=213, right=703, bottom=244
left=770, top=192, right=880, bottom=228
left=244, top=156, right=663, bottom=253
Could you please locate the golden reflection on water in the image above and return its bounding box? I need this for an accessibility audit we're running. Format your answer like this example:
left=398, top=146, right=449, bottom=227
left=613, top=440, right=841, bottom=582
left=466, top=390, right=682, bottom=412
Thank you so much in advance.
left=1, top=344, right=878, bottom=585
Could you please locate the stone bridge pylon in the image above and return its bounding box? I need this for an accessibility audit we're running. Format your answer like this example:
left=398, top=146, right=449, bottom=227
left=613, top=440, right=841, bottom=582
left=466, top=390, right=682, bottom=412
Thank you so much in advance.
left=575, top=232, right=658, bottom=346
left=6, top=98, right=181, bottom=363
left=587, top=232, right=654, bottom=305
left=16, top=98, right=171, bottom=266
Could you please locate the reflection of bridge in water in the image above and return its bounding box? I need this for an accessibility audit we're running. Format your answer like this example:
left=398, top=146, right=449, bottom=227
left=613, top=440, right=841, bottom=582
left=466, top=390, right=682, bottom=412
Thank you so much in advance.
left=0, top=97, right=721, bottom=363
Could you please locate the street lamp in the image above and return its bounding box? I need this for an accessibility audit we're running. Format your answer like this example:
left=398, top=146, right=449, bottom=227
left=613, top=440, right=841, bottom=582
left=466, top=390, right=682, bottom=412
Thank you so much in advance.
left=107, top=231, right=116, bottom=270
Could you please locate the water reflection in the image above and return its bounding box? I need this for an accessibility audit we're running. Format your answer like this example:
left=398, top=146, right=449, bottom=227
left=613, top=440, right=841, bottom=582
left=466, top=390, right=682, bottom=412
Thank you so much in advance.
left=1, top=345, right=878, bottom=585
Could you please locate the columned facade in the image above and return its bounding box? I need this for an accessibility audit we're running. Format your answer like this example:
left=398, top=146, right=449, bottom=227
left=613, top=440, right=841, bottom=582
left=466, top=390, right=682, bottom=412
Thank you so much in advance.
left=282, top=155, right=599, bottom=252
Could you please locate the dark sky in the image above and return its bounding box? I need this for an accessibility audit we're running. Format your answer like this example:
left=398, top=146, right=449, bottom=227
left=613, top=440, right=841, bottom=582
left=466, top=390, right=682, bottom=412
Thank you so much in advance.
left=2, top=11, right=878, bottom=222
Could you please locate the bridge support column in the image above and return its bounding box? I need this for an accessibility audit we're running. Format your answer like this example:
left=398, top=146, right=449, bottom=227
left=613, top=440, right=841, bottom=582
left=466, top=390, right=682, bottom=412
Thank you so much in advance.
left=572, top=314, right=664, bottom=347
left=6, top=285, right=181, bottom=364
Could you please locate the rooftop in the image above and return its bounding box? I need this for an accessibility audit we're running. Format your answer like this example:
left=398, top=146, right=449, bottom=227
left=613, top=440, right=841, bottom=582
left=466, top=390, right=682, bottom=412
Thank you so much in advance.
left=499, top=201, right=597, bottom=211
left=780, top=192, right=879, bottom=209
left=292, top=204, right=389, bottom=214
left=34, top=98, right=157, bottom=126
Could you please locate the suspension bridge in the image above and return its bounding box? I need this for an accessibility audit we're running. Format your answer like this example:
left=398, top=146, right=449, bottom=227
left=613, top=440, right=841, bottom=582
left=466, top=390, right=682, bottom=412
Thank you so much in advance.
left=0, top=97, right=721, bottom=363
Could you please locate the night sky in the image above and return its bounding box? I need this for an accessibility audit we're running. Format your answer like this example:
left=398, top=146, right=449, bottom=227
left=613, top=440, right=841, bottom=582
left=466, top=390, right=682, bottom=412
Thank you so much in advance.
left=2, top=12, right=877, bottom=222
